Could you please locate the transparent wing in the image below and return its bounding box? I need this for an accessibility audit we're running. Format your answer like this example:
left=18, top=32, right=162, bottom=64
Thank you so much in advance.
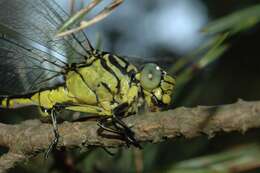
left=0, top=0, right=92, bottom=62
left=0, top=0, right=92, bottom=94
left=0, top=29, right=65, bottom=94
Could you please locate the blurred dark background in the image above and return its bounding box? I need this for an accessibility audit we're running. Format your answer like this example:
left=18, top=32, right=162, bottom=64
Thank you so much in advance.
left=1, top=0, right=260, bottom=173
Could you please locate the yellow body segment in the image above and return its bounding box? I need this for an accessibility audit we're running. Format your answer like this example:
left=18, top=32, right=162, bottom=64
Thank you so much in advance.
left=1, top=86, right=76, bottom=109
left=1, top=97, right=32, bottom=108
left=66, top=59, right=119, bottom=104
left=64, top=57, right=139, bottom=116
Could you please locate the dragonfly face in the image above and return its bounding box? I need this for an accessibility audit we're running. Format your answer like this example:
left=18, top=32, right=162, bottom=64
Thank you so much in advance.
left=136, top=63, right=176, bottom=112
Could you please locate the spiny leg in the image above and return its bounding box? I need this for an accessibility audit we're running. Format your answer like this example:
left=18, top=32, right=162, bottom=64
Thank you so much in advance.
left=97, top=103, right=142, bottom=148
left=113, top=103, right=141, bottom=147
left=97, top=117, right=122, bottom=155
left=112, top=115, right=142, bottom=149
left=97, top=116, right=133, bottom=142
left=97, top=117, right=123, bottom=135
left=97, top=117, right=135, bottom=148
left=44, top=108, right=60, bottom=159
left=112, top=115, right=134, bottom=135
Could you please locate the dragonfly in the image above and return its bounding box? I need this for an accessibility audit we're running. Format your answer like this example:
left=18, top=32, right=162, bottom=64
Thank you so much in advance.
left=0, top=0, right=176, bottom=157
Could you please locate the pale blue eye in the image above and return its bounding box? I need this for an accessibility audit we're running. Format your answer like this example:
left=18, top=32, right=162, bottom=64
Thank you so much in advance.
left=140, top=63, right=161, bottom=90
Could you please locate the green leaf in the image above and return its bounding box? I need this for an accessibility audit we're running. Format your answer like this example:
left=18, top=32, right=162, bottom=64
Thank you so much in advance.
left=202, top=4, right=260, bottom=35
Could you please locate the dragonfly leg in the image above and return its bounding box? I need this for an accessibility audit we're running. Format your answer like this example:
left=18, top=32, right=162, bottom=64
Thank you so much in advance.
left=97, top=117, right=123, bottom=135
left=113, top=103, right=142, bottom=148
left=44, top=107, right=60, bottom=159
left=97, top=103, right=142, bottom=148
left=97, top=116, right=141, bottom=148
left=112, top=114, right=142, bottom=149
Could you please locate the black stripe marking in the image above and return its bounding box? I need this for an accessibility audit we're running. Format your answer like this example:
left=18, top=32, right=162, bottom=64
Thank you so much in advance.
left=115, top=55, right=129, bottom=67
left=6, top=98, right=10, bottom=108
left=107, top=54, right=139, bottom=88
left=67, top=57, right=98, bottom=71
left=101, top=82, right=112, bottom=94
left=108, top=55, right=128, bottom=75
left=74, top=70, right=99, bottom=103
left=6, top=92, right=35, bottom=100
left=0, top=96, right=6, bottom=103
left=100, top=58, right=120, bottom=92
left=128, top=69, right=138, bottom=85
left=38, top=92, right=42, bottom=108
left=114, top=55, right=130, bottom=71
left=99, top=51, right=130, bottom=69
left=163, top=79, right=175, bottom=86
left=160, top=86, right=165, bottom=95
left=74, top=70, right=92, bottom=90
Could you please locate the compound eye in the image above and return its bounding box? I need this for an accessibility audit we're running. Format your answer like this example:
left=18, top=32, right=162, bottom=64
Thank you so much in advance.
left=140, top=63, right=161, bottom=90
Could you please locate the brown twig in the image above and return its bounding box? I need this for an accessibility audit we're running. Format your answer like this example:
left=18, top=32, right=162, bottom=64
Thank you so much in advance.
left=1, top=99, right=260, bottom=172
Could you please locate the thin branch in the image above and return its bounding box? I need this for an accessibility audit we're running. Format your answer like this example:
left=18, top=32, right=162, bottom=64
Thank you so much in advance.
left=1, top=99, right=260, bottom=172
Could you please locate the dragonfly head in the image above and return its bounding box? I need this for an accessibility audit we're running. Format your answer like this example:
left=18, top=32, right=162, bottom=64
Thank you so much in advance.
left=136, top=63, right=176, bottom=112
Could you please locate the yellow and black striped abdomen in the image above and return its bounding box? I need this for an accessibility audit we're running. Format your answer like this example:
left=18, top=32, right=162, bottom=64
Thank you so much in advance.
left=0, top=86, right=76, bottom=110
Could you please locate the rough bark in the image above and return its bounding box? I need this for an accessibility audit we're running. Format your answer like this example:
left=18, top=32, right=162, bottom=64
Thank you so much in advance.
left=1, top=100, right=260, bottom=173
